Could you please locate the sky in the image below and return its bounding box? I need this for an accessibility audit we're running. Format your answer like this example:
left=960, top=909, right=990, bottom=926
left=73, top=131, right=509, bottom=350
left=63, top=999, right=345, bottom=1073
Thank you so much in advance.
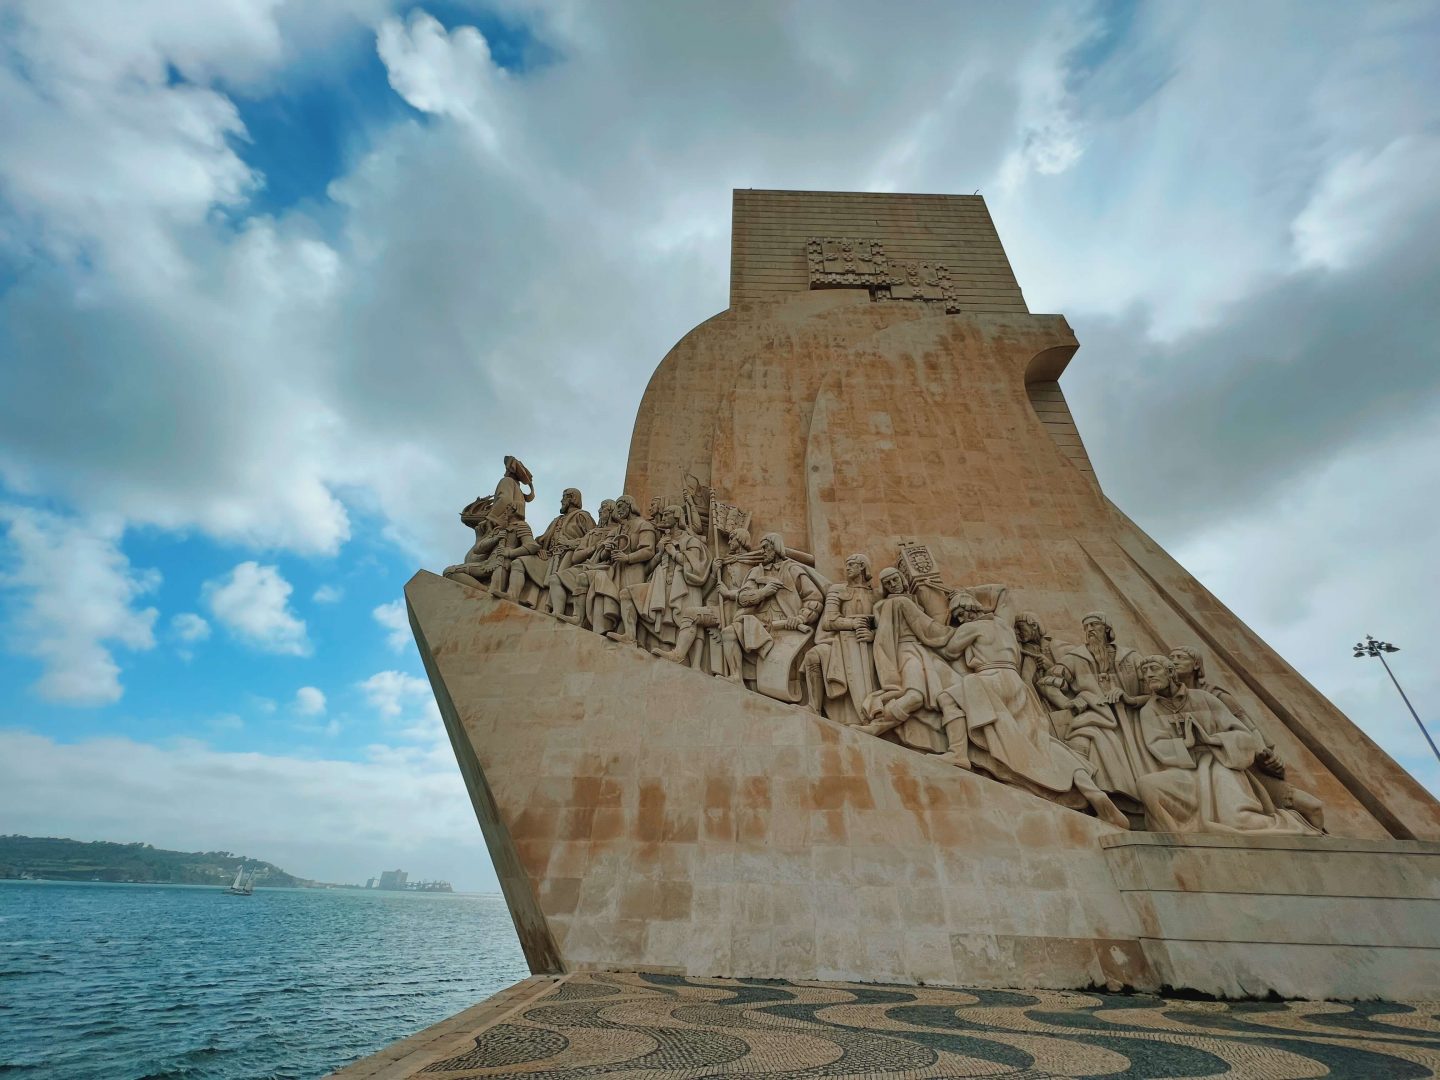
left=1, top=0, right=1438, bottom=893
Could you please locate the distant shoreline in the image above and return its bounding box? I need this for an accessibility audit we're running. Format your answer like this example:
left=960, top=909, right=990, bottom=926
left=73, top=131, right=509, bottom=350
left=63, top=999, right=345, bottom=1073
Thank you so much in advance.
left=0, top=878, right=505, bottom=898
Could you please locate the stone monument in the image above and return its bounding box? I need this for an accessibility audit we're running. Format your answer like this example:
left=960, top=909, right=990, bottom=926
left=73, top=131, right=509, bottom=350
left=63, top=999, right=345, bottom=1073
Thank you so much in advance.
left=408, top=190, right=1440, bottom=999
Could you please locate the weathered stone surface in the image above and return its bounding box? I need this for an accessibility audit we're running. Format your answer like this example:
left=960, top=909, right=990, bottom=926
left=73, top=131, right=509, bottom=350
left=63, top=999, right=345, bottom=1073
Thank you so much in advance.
left=1102, top=832, right=1440, bottom=999
left=413, top=573, right=1440, bottom=998
left=409, top=572, right=1149, bottom=989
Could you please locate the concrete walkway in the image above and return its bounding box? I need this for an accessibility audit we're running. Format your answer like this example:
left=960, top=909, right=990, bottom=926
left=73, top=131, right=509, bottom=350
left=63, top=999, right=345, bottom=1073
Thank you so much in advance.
left=330, top=971, right=1440, bottom=1079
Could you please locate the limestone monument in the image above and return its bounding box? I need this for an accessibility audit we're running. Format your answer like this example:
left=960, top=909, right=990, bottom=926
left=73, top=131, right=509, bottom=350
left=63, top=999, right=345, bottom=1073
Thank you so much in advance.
left=407, top=190, right=1440, bottom=999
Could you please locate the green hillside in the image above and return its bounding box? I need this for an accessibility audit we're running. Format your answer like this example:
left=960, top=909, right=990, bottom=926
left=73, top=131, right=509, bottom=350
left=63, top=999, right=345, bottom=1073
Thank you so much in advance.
left=0, top=835, right=302, bottom=887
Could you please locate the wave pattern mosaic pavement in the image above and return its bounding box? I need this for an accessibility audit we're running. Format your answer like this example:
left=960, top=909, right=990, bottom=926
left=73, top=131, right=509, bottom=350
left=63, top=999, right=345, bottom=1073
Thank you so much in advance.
left=404, top=971, right=1440, bottom=1078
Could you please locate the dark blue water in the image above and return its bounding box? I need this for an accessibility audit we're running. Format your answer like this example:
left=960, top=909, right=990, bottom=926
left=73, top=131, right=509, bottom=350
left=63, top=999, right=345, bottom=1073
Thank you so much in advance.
left=0, top=881, right=528, bottom=1079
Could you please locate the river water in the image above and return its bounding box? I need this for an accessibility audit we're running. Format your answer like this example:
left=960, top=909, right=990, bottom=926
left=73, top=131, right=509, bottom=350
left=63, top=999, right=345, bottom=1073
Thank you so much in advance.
left=0, top=880, right=528, bottom=1079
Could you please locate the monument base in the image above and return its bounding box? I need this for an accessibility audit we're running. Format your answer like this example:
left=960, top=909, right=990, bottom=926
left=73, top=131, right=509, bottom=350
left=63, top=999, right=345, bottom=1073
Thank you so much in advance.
left=408, top=572, right=1440, bottom=1000
left=1102, top=831, right=1440, bottom=999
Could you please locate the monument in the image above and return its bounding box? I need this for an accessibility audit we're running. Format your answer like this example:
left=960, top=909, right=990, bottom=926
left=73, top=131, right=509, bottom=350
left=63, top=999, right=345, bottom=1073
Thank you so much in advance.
left=406, top=190, right=1440, bottom=1001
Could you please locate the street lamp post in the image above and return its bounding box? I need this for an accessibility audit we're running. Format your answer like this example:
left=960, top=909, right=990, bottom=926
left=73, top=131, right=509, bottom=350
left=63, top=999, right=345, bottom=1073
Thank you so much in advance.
left=1353, top=635, right=1440, bottom=766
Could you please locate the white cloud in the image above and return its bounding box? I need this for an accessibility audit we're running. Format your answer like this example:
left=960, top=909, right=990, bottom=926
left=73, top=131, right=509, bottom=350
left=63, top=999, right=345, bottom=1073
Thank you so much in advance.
left=0, top=506, right=159, bottom=705
left=203, top=561, right=311, bottom=656
left=372, top=598, right=411, bottom=652
left=171, top=612, right=211, bottom=643
left=0, top=729, right=504, bottom=893
left=294, top=685, right=327, bottom=716
left=360, top=669, right=430, bottom=719
left=1292, top=135, right=1440, bottom=271
left=312, top=584, right=344, bottom=604
left=377, top=10, right=508, bottom=148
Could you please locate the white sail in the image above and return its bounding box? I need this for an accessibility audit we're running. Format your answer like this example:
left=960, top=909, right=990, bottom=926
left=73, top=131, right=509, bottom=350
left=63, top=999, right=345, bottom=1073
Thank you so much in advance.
left=231, top=864, right=245, bottom=890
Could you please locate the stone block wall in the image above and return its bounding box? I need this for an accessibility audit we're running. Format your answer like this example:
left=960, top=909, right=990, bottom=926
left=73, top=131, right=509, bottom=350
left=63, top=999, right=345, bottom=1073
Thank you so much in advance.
left=731, top=189, right=1028, bottom=312
left=409, top=570, right=1154, bottom=991
left=1103, top=832, right=1440, bottom=999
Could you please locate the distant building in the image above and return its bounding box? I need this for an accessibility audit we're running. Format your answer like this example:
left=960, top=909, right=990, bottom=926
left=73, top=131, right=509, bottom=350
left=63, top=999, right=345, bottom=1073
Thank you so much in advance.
left=377, top=869, right=408, bottom=891
left=365, top=877, right=376, bottom=889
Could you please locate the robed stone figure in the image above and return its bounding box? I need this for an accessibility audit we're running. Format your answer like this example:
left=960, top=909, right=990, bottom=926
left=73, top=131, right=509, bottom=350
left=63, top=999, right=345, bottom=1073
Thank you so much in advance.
left=584, top=495, right=656, bottom=636
left=1132, top=655, right=1321, bottom=836
left=859, top=568, right=961, bottom=753
left=720, top=533, right=824, bottom=701
left=937, top=587, right=1129, bottom=829
left=803, top=553, right=877, bottom=726
left=1055, top=612, right=1147, bottom=803
left=505, top=487, right=595, bottom=607
left=611, top=505, right=710, bottom=659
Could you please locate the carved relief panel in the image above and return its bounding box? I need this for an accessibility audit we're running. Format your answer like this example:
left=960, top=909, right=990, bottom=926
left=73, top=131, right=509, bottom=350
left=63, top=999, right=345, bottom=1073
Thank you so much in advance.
left=806, top=238, right=962, bottom=313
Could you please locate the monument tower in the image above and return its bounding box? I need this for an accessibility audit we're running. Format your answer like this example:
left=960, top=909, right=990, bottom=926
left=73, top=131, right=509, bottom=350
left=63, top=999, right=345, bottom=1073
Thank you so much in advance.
left=407, top=190, right=1440, bottom=1000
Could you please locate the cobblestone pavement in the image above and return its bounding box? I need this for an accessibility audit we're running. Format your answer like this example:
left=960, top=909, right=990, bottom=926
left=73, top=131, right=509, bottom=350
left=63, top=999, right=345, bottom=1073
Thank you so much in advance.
left=336, top=971, right=1440, bottom=1079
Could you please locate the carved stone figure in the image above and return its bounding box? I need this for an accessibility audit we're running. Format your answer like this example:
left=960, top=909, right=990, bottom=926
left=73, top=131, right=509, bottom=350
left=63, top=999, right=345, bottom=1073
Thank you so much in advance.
left=609, top=505, right=711, bottom=659
left=1054, top=612, right=1147, bottom=802
left=545, top=499, right=615, bottom=624
left=937, top=587, right=1129, bottom=828
left=504, top=488, right=595, bottom=608
left=695, top=528, right=760, bottom=676
left=858, top=568, right=961, bottom=752
left=1015, top=612, right=1073, bottom=712
left=720, top=532, right=824, bottom=702
left=803, top=554, right=877, bottom=725
left=487, top=455, right=536, bottom=527
left=444, top=495, right=496, bottom=587
left=654, top=527, right=756, bottom=670
left=1132, top=655, right=1321, bottom=836
left=1169, top=646, right=1326, bottom=832
left=583, top=495, right=656, bottom=636
left=446, top=500, right=535, bottom=594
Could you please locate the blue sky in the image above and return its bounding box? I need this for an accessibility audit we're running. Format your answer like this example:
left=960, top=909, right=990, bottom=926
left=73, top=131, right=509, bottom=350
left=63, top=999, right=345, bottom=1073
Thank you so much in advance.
left=1, top=0, right=1438, bottom=892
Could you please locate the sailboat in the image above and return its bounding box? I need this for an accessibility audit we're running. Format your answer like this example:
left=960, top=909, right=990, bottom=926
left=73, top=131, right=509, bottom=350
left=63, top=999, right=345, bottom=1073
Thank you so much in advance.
left=226, top=863, right=255, bottom=895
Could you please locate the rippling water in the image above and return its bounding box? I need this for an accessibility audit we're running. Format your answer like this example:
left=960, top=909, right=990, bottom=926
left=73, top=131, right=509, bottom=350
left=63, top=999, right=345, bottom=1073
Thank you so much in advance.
left=0, top=880, right=529, bottom=1079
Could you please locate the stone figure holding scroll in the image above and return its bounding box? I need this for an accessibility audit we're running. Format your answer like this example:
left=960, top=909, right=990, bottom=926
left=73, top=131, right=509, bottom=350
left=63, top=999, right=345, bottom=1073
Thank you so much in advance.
left=719, top=532, right=824, bottom=702
left=504, top=487, right=595, bottom=608
left=803, top=553, right=877, bottom=725
left=1132, top=655, right=1320, bottom=835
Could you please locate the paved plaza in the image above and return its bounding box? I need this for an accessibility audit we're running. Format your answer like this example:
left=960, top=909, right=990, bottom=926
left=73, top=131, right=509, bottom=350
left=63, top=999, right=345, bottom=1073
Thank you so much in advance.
left=334, top=971, right=1440, bottom=1078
